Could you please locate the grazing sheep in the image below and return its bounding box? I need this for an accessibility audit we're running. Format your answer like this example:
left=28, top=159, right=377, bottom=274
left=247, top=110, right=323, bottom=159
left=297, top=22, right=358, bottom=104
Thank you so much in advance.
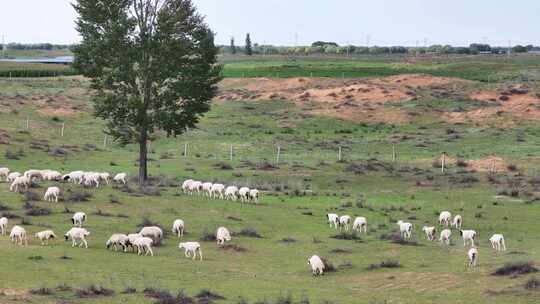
left=139, top=226, right=163, bottom=244
left=7, top=172, right=21, bottom=183
left=10, top=225, right=28, bottom=245
left=489, top=234, right=506, bottom=251
left=216, top=227, right=231, bottom=245
left=42, top=170, right=62, bottom=181
left=126, top=233, right=143, bottom=252
left=452, top=215, right=463, bottom=230
left=172, top=219, right=185, bottom=238
left=202, top=182, right=213, bottom=197
left=82, top=172, right=100, bottom=188
left=113, top=173, right=127, bottom=184
left=0, top=167, right=10, bottom=181
left=44, top=186, right=61, bottom=202
left=133, top=237, right=154, bottom=256
left=238, top=187, right=251, bottom=203
left=210, top=183, right=225, bottom=199
left=326, top=213, right=339, bottom=229
left=62, top=171, right=84, bottom=184
left=35, top=230, right=56, bottom=245
left=24, top=169, right=43, bottom=181
left=468, top=248, right=478, bottom=267
left=10, top=176, right=30, bottom=192
left=181, top=179, right=194, bottom=194
left=439, top=211, right=452, bottom=226
left=352, top=217, right=367, bottom=233
left=64, top=227, right=90, bottom=248
left=460, top=230, right=477, bottom=247
left=224, top=186, right=238, bottom=201
left=397, top=220, right=413, bottom=240
left=339, top=215, right=352, bottom=232
left=249, top=189, right=259, bottom=203
left=178, top=242, right=203, bottom=260
left=188, top=181, right=203, bottom=196
left=0, top=217, right=7, bottom=235
left=308, top=255, right=325, bottom=276
left=99, top=172, right=110, bottom=185
left=422, top=226, right=436, bottom=241
left=106, top=234, right=129, bottom=252
left=439, top=229, right=452, bottom=245
left=72, top=212, right=87, bottom=227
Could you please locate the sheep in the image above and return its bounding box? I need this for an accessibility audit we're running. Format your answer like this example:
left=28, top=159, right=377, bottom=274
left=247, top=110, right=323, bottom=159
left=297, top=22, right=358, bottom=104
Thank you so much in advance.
left=238, top=187, right=251, bottom=203
left=35, top=230, right=56, bottom=245
left=352, top=217, right=367, bottom=233
left=452, top=215, right=463, bottom=230
left=202, top=182, right=213, bottom=197
left=489, top=234, right=506, bottom=251
left=224, top=186, right=238, bottom=201
left=7, top=172, right=21, bottom=183
left=181, top=179, right=193, bottom=194
left=44, top=186, right=61, bottom=202
left=189, top=181, right=203, bottom=196
left=460, top=229, right=477, bottom=247
left=139, top=226, right=163, bottom=244
left=178, top=242, right=203, bottom=260
left=422, top=226, right=436, bottom=241
left=42, top=170, right=62, bottom=181
left=439, top=229, right=452, bottom=245
left=249, top=189, right=259, bottom=203
left=210, top=183, right=225, bottom=199
left=326, top=213, right=339, bottom=229
left=397, top=220, right=413, bottom=240
left=10, top=225, right=28, bottom=245
left=0, top=167, right=10, bottom=181
left=0, top=217, right=7, bottom=235
left=439, top=211, right=452, bottom=227
left=99, top=172, right=110, bottom=185
left=308, top=255, right=325, bottom=276
left=62, top=171, right=84, bottom=184
left=468, top=248, right=478, bottom=267
left=133, top=237, right=154, bottom=256
left=113, top=172, right=127, bottom=184
left=106, top=234, right=129, bottom=252
left=72, top=212, right=87, bottom=227
left=172, top=219, right=185, bottom=238
left=10, top=176, right=30, bottom=192
left=216, top=227, right=231, bottom=245
left=339, top=215, right=352, bottom=232
left=64, top=227, right=90, bottom=248
left=82, top=172, right=100, bottom=188
left=24, top=169, right=43, bottom=181
left=126, top=233, right=143, bottom=252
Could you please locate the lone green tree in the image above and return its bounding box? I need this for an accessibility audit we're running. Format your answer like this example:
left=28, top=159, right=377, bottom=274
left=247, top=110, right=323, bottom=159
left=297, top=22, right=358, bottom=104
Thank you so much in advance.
left=230, top=37, right=236, bottom=54
left=72, top=0, right=221, bottom=185
left=245, top=33, right=253, bottom=55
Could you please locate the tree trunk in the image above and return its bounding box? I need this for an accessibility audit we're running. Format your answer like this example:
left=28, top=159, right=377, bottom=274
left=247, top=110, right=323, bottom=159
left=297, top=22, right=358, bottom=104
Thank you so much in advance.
left=138, top=128, right=148, bottom=186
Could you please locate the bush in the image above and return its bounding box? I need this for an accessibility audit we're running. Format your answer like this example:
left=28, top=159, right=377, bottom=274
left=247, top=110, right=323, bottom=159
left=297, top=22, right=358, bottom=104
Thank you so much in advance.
left=215, top=162, right=233, bottom=170
left=5, top=149, right=24, bottom=160
left=122, top=287, right=137, bottom=294
left=280, top=237, right=296, bottom=243
left=235, top=227, right=262, bottom=238
left=492, top=262, right=538, bottom=276
left=56, top=283, right=72, bottom=291
left=525, top=278, right=540, bottom=290
left=0, top=202, right=11, bottom=211
left=195, top=289, right=225, bottom=302
left=367, top=260, right=401, bottom=270
left=31, top=287, right=55, bottom=295
left=25, top=205, right=52, bottom=216
left=68, top=191, right=93, bottom=202
left=200, top=229, right=216, bottom=242
left=75, top=285, right=115, bottom=298
left=1, top=212, right=20, bottom=219
left=321, top=257, right=337, bottom=272
left=24, top=191, right=41, bottom=202
left=331, top=232, right=362, bottom=241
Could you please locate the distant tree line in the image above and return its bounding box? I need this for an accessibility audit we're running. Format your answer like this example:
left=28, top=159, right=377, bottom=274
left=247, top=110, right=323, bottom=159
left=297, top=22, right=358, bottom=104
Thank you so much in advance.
left=1, top=43, right=73, bottom=50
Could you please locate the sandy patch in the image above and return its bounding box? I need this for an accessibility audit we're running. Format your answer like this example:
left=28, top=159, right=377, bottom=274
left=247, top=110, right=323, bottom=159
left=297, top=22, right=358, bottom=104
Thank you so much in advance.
left=468, top=156, right=508, bottom=172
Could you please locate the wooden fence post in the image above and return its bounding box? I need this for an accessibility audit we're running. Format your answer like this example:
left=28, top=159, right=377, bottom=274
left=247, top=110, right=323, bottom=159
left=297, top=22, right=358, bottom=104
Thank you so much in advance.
left=276, top=146, right=281, bottom=165
left=338, top=146, right=342, bottom=162
left=26, top=117, right=29, bottom=129
left=103, top=135, right=107, bottom=149
left=61, top=122, right=65, bottom=137
left=441, top=153, right=446, bottom=173
left=184, top=143, right=188, bottom=158
left=230, top=144, right=233, bottom=161
left=392, top=144, right=396, bottom=163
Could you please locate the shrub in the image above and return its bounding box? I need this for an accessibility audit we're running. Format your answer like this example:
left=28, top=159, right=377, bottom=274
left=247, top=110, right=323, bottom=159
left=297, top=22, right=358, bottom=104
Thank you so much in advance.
left=367, top=260, right=401, bottom=270
left=226, top=216, right=243, bottom=222
left=122, top=287, right=137, bottom=294
left=329, top=248, right=352, bottom=254
left=525, top=278, right=540, bottom=290
left=195, top=289, right=225, bottom=302
left=25, top=205, right=52, bottom=216
left=235, top=227, right=262, bottom=238
left=109, top=195, right=121, bottom=204
left=1, top=212, right=20, bottom=219
left=75, top=285, right=115, bottom=298
left=28, top=255, right=44, bottom=261
left=31, top=287, right=55, bottom=295
left=0, top=202, right=10, bottom=211
left=200, top=229, right=216, bottom=242
left=5, top=150, right=24, bottom=160
left=56, top=283, right=72, bottom=292
left=24, top=191, right=41, bottom=202
left=331, top=232, right=362, bottom=241
left=492, top=262, right=538, bottom=276
left=93, top=209, right=113, bottom=217
left=280, top=237, right=296, bottom=243
left=321, top=257, right=337, bottom=272
left=215, top=162, right=233, bottom=170
left=68, top=191, right=93, bottom=202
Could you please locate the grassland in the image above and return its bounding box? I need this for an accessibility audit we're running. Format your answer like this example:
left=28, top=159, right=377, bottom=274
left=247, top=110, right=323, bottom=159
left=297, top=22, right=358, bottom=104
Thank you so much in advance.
left=0, top=55, right=539, bottom=304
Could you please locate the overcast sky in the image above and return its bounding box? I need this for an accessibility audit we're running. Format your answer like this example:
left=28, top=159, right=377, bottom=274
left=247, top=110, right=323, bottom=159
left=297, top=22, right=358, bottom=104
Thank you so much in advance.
left=1, top=0, right=538, bottom=46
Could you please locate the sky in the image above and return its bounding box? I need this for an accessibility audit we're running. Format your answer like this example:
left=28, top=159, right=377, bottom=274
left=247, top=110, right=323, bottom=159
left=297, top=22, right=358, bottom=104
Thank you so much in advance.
left=0, top=0, right=539, bottom=46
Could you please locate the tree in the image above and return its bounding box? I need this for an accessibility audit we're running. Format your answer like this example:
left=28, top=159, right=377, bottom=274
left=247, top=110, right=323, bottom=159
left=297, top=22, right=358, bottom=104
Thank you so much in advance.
left=230, top=37, right=236, bottom=54
left=512, top=45, right=528, bottom=53
left=245, top=33, right=252, bottom=55
left=72, top=0, right=222, bottom=185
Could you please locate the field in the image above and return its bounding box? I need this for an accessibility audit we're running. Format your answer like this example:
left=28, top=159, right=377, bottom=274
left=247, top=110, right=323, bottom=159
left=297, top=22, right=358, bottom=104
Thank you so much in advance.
left=0, top=55, right=539, bottom=304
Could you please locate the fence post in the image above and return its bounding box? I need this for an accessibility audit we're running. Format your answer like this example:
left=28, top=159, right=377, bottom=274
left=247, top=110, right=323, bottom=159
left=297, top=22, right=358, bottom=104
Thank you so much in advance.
left=61, top=122, right=65, bottom=137
left=230, top=144, right=233, bottom=161
left=276, top=146, right=281, bottom=165
left=26, top=117, right=29, bottom=129
left=441, top=153, right=446, bottom=173
left=490, top=158, right=496, bottom=174
left=392, top=144, right=396, bottom=163
left=103, top=135, right=107, bottom=149
left=338, top=146, right=342, bottom=162
left=184, top=143, right=188, bottom=158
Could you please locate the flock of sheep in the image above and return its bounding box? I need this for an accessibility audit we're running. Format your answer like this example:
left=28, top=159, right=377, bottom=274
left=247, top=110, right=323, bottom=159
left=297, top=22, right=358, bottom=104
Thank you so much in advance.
left=181, top=179, right=259, bottom=203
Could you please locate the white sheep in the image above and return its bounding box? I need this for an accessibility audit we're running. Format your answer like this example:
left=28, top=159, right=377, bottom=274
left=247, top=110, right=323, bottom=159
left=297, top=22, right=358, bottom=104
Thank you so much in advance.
left=0, top=217, right=7, bottom=235
left=181, top=179, right=194, bottom=194
left=308, top=255, right=325, bottom=276
left=10, top=176, right=30, bottom=192
left=0, top=167, right=10, bottom=181
left=24, top=169, right=43, bottom=181
left=113, top=172, right=127, bottom=184
left=489, top=234, right=506, bottom=251
left=133, top=237, right=154, bottom=256
left=179, top=242, right=203, bottom=260
left=397, top=220, right=413, bottom=240
left=106, top=234, right=130, bottom=252
left=224, top=186, right=238, bottom=201
left=189, top=181, right=203, bottom=195
left=439, top=229, right=452, bottom=245
left=238, top=187, right=251, bottom=203
left=172, top=219, right=185, bottom=238
left=7, top=172, right=21, bottom=183
left=468, top=248, right=478, bottom=267
left=460, top=229, right=477, bottom=247
left=44, top=186, right=61, bottom=202
left=35, top=230, right=57, bottom=245
left=439, top=211, right=452, bottom=226
left=72, top=212, right=87, bottom=227
left=139, top=226, right=163, bottom=244
left=99, top=172, right=110, bottom=185
left=352, top=217, right=367, bottom=233
left=127, top=233, right=143, bottom=252
left=82, top=172, right=100, bottom=188
left=249, top=189, right=259, bottom=203
left=42, top=170, right=62, bottom=181
left=62, top=171, right=84, bottom=183
left=202, top=182, right=213, bottom=197
left=326, top=213, right=339, bottom=229
left=422, top=226, right=436, bottom=241
left=216, top=227, right=231, bottom=245
left=452, top=215, right=463, bottom=230
left=64, top=227, right=90, bottom=248
left=10, top=225, right=28, bottom=245
left=210, top=183, right=225, bottom=199
left=339, top=215, right=352, bottom=232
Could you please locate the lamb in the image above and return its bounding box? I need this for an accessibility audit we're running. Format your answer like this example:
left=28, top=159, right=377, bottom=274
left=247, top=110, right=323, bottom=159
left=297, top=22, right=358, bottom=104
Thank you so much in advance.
left=460, top=229, right=477, bottom=247
left=339, top=215, right=352, bottom=232
left=210, top=183, right=225, bottom=199
left=10, top=225, right=28, bottom=245
left=224, top=186, right=238, bottom=201
left=35, top=230, right=56, bottom=245
left=452, top=215, right=463, bottom=230
left=72, top=212, right=87, bottom=227
left=7, top=172, right=21, bottom=183
left=44, top=186, right=61, bottom=202
left=0, top=167, right=10, bottom=181
left=62, top=171, right=84, bottom=184
left=0, top=217, right=7, bottom=235
left=188, top=181, right=203, bottom=195
left=439, top=211, right=452, bottom=226
left=422, top=226, right=436, bottom=241
left=439, top=229, right=452, bottom=245
left=202, top=182, right=213, bottom=197
left=139, top=226, right=163, bottom=244
left=238, top=187, right=251, bottom=203
left=249, top=189, right=259, bottom=203
left=113, top=172, right=127, bottom=184
left=326, top=214, right=339, bottom=229
left=397, top=220, right=413, bottom=240
left=133, top=237, right=154, bottom=256
left=308, top=255, right=325, bottom=276
left=172, top=219, right=185, bottom=238
left=352, top=217, right=367, bottom=233
left=178, top=242, right=203, bottom=260
left=216, top=227, right=231, bottom=245
left=468, top=248, right=478, bottom=267
left=10, top=176, right=30, bottom=192
left=181, top=179, right=194, bottom=194
left=64, top=227, right=90, bottom=248
left=106, top=234, right=130, bottom=252
left=489, top=234, right=506, bottom=251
